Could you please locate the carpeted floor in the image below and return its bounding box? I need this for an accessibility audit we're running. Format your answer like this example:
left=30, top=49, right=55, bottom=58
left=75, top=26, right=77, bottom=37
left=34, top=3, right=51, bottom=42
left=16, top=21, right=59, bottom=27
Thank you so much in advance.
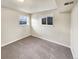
left=1, top=36, right=73, bottom=59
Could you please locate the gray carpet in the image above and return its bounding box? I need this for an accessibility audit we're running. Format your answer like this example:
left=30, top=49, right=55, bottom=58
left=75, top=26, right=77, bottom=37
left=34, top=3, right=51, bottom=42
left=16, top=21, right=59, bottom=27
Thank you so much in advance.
left=1, top=36, right=73, bottom=59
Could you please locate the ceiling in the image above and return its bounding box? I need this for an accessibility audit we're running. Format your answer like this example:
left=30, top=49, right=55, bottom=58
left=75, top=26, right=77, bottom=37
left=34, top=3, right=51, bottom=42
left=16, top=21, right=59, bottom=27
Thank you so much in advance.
left=1, top=0, right=77, bottom=13
left=55, top=0, right=77, bottom=12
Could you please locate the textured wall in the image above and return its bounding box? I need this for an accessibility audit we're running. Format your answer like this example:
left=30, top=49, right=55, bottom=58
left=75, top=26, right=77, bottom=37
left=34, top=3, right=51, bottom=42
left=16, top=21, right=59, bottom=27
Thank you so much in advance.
left=1, top=7, right=31, bottom=46
left=71, top=4, right=78, bottom=59
left=31, top=10, right=70, bottom=47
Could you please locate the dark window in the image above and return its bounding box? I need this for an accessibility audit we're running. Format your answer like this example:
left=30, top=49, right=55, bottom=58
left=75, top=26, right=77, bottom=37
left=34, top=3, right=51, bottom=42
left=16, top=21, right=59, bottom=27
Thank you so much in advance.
left=42, top=18, right=46, bottom=25
left=47, top=17, right=53, bottom=25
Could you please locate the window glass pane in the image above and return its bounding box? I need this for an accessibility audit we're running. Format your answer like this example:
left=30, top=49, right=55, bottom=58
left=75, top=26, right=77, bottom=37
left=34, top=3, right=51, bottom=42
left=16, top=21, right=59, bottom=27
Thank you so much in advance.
left=19, top=16, right=27, bottom=25
left=42, top=18, right=46, bottom=25
left=47, top=17, right=53, bottom=25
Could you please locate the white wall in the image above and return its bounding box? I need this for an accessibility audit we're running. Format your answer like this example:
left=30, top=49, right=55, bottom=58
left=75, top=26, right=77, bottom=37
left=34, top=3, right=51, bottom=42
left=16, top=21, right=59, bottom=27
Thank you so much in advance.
left=31, top=10, right=70, bottom=47
left=70, top=4, right=78, bottom=59
left=1, top=7, right=31, bottom=47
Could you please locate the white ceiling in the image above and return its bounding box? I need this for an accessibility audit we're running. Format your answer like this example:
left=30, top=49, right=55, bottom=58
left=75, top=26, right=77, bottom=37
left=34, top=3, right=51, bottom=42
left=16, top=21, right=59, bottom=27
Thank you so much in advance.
left=55, top=0, right=77, bottom=12
left=1, top=0, right=77, bottom=13
left=1, top=0, right=57, bottom=13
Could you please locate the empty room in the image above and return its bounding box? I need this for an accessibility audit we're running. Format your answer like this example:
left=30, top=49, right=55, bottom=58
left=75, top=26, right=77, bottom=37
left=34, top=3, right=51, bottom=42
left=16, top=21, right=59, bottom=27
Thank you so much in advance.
left=1, top=0, right=78, bottom=59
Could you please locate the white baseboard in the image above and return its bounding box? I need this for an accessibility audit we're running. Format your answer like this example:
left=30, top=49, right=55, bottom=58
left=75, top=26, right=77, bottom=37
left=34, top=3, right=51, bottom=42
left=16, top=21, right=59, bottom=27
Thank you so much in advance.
left=2, top=34, right=70, bottom=48
left=1, top=34, right=31, bottom=47
left=70, top=47, right=78, bottom=59
left=32, top=35, right=70, bottom=48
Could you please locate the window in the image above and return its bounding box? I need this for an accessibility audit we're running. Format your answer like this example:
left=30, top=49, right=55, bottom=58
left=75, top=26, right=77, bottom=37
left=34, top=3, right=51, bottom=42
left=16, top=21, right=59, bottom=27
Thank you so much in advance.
left=42, top=17, right=53, bottom=25
left=19, top=16, right=27, bottom=25
left=47, top=17, right=53, bottom=25
left=42, top=18, right=46, bottom=24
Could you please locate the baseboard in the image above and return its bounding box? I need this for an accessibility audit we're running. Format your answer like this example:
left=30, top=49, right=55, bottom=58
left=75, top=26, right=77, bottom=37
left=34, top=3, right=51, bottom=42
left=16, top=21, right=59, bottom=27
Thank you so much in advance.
left=70, top=47, right=78, bottom=59
left=2, top=34, right=70, bottom=48
left=1, top=34, right=31, bottom=47
left=32, top=35, right=70, bottom=48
